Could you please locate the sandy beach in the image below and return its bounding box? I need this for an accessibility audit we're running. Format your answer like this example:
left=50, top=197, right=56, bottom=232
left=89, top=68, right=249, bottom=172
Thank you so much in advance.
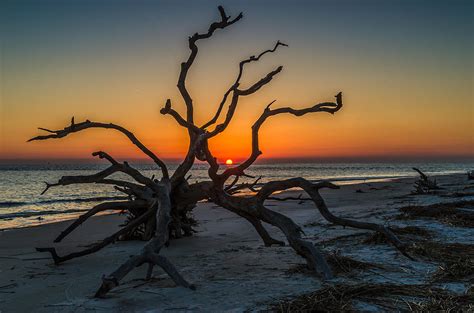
left=0, top=173, right=473, bottom=312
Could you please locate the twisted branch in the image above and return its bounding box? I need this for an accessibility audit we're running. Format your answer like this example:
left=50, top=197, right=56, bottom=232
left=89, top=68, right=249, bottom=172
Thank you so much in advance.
left=54, top=200, right=149, bottom=243
left=256, top=177, right=412, bottom=259
left=201, top=41, right=288, bottom=130
left=178, top=5, right=243, bottom=124
left=39, top=151, right=155, bottom=194
left=28, top=120, right=169, bottom=179
left=221, top=92, right=343, bottom=180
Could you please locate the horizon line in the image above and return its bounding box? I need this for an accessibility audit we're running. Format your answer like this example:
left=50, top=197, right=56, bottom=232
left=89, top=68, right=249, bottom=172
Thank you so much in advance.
left=1, top=155, right=473, bottom=164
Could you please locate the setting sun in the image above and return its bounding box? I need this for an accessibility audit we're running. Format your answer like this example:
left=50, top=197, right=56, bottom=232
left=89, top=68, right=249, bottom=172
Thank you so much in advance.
left=225, top=159, right=233, bottom=165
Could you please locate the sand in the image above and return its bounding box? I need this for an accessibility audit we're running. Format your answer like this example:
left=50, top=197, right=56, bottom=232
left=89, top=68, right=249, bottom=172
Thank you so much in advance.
left=0, top=174, right=472, bottom=312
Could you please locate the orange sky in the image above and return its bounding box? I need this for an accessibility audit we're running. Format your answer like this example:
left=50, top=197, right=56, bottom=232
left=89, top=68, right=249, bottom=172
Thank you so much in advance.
left=1, top=1, right=473, bottom=162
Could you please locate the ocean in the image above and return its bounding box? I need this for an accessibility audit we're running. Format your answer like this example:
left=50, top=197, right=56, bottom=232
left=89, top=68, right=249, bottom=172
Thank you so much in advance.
left=1, top=161, right=472, bottom=230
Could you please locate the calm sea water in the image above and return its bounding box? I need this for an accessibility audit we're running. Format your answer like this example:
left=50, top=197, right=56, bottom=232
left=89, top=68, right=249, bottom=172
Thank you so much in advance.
left=0, top=162, right=472, bottom=229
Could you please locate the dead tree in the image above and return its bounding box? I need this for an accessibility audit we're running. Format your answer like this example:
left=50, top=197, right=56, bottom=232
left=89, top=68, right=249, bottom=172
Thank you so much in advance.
left=412, top=167, right=440, bottom=194
left=29, top=6, right=410, bottom=298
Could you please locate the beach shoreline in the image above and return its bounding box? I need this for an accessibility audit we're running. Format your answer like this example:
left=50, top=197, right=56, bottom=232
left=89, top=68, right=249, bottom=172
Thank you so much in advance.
left=0, top=173, right=472, bottom=312
left=1, top=171, right=469, bottom=232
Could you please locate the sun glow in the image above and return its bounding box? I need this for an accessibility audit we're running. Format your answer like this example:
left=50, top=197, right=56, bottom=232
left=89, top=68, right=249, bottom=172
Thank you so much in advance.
left=225, top=159, right=233, bottom=165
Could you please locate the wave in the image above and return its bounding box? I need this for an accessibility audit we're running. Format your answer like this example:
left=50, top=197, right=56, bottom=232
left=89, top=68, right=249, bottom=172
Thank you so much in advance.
left=0, top=196, right=129, bottom=208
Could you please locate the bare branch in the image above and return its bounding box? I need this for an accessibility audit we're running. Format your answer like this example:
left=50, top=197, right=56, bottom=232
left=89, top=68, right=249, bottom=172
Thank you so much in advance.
left=40, top=152, right=155, bottom=194
left=54, top=200, right=148, bottom=243
left=28, top=119, right=169, bottom=179
left=92, top=151, right=118, bottom=165
left=255, top=177, right=412, bottom=259
left=170, top=6, right=243, bottom=185
left=36, top=204, right=156, bottom=265
left=221, top=93, right=343, bottom=179
left=226, top=176, right=262, bottom=194
left=204, top=67, right=284, bottom=139
left=160, top=99, right=201, bottom=133
left=178, top=6, right=243, bottom=124
left=267, top=193, right=311, bottom=202
left=236, top=66, right=283, bottom=96
left=201, top=41, right=288, bottom=130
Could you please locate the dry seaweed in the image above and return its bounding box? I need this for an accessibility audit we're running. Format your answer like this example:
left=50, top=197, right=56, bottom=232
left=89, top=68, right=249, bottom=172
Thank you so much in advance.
left=319, top=232, right=370, bottom=245
left=362, top=226, right=432, bottom=244
left=362, top=229, right=474, bottom=283
left=408, top=241, right=474, bottom=283
left=286, top=252, right=382, bottom=276
left=408, top=241, right=474, bottom=261
left=430, top=259, right=474, bottom=283
left=268, top=283, right=474, bottom=312
left=397, top=200, right=474, bottom=227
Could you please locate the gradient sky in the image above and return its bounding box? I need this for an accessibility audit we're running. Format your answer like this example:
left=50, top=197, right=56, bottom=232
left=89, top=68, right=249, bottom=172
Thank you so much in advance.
left=1, top=0, right=472, bottom=162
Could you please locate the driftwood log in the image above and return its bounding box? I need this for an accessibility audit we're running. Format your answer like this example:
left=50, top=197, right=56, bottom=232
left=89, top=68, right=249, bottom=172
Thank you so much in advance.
left=412, top=167, right=440, bottom=194
left=30, top=6, right=410, bottom=298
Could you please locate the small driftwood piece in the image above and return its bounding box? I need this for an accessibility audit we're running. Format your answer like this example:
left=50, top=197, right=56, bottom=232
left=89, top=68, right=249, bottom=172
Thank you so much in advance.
left=412, top=167, right=440, bottom=194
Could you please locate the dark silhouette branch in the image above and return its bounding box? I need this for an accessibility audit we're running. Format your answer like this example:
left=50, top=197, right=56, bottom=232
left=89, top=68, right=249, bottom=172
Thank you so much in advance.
left=205, top=66, right=284, bottom=139
left=221, top=92, right=343, bottom=180
left=38, top=151, right=155, bottom=194
left=160, top=99, right=201, bottom=133
left=177, top=5, right=243, bottom=124
left=37, top=204, right=156, bottom=265
left=201, top=41, right=288, bottom=130
left=29, top=120, right=169, bottom=179
left=54, top=200, right=148, bottom=243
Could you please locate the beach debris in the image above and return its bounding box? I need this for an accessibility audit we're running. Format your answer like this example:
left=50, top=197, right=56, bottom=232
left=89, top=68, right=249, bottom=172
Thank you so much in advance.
left=287, top=251, right=383, bottom=276
left=397, top=200, right=474, bottom=227
left=363, top=227, right=474, bottom=283
left=267, top=193, right=311, bottom=204
left=0, top=283, right=17, bottom=290
left=362, top=225, right=433, bottom=244
left=409, top=241, right=474, bottom=283
left=28, top=6, right=411, bottom=298
left=411, top=167, right=441, bottom=194
left=268, top=283, right=474, bottom=312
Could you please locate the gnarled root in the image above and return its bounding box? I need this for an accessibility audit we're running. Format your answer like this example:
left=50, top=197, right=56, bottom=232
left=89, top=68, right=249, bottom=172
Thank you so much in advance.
left=94, top=181, right=194, bottom=298
left=95, top=252, right=194, bottom=298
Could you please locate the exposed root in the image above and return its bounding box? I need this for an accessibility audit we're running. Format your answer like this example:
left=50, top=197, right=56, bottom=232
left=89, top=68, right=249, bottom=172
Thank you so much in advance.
left=94, top=184, right=195, bottom=298
left=269, top=283, right=474, bottom=312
